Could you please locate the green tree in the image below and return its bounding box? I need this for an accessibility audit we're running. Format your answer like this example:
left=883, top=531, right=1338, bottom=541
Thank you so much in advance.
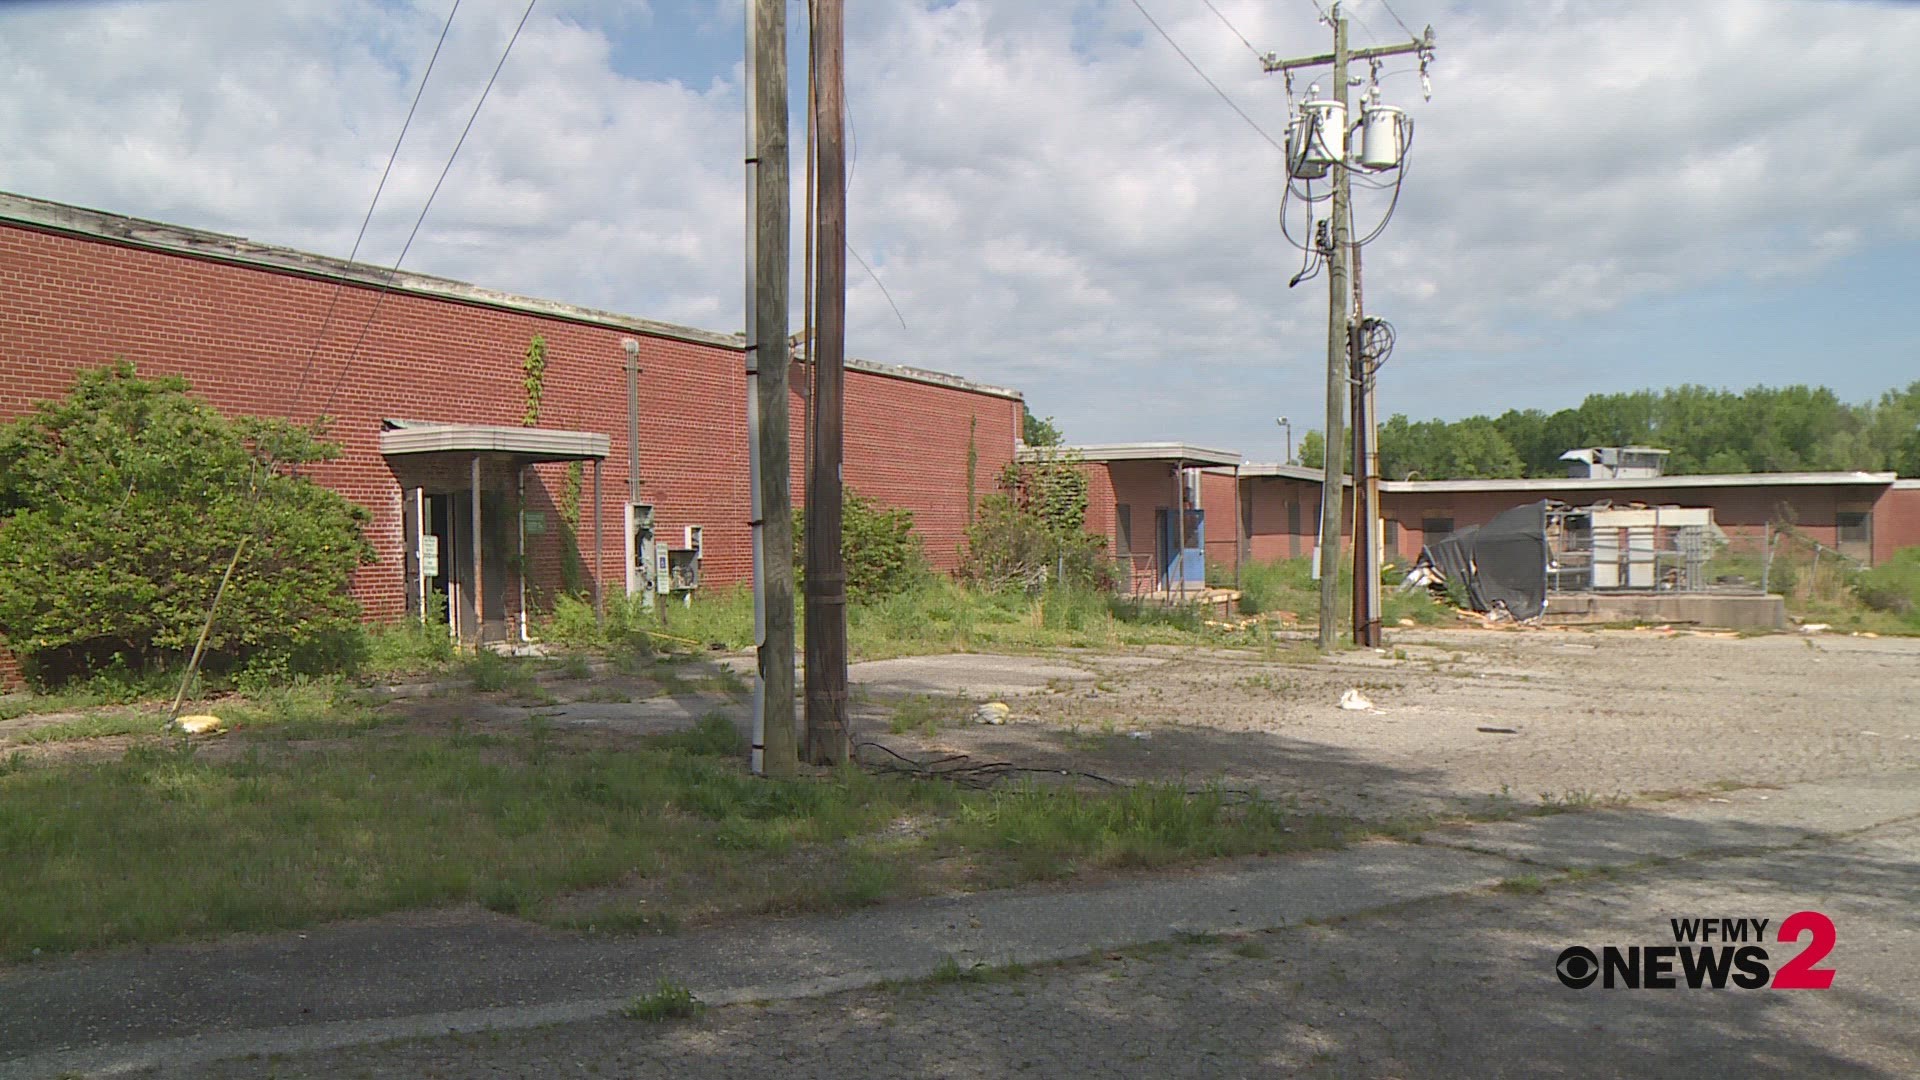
left=0, top=363, right=373, bottom=684
left=1022, top=405, right=1063, bottom=447
left=795, top=487, right=927, bottom=602
left=1296, top=429, right=1325, bottom=470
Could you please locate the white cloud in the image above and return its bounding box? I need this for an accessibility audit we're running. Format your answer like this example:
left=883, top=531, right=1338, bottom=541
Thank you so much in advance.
left=4, top=0, right=1920, bottom=457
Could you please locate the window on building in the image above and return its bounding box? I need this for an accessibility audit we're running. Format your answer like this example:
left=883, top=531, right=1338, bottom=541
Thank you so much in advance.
left=1422, top=516, right=1454, bottom=538
left=1116, top=505, right=1132, bottom=558
left=1383, top=518, right=1399, bottom=555
left=1837, top=511, right=1870, bottom=549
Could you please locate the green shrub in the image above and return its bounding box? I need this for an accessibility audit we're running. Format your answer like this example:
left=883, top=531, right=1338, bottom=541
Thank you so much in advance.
left=963, top=494, right=1116, bottom=594
left=0, top=363, right=373, bottom=686
left=795, top=487, right=929, bottom=602
left=362, top=612, right=457, bottom=676
left=1853, top=547, right=1920, bottom=624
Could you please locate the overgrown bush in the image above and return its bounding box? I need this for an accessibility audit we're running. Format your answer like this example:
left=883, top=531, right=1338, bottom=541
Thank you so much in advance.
left=795, top=487, right=928, bottom=602
left=0, top=363, right=373, bottom=686
left=1852, top=546, right=1920, bottom=624
left=963, top=451, right=1116, bottom=594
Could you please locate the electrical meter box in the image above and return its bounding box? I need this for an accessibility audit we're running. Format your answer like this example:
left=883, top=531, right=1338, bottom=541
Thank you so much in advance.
left=627, top=504, right=657, bottom=601
left=657, top=523, right=702, bottom=594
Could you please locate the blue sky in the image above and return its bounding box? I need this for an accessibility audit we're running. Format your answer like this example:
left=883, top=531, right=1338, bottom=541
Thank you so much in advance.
left=3, top=0, right=1918, bottom=462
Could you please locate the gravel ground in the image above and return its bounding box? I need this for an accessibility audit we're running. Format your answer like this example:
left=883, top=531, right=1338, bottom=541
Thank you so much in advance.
left=165, top=817, right=1920, bottom=1080
left=874, top=628, right=1920, bottom=819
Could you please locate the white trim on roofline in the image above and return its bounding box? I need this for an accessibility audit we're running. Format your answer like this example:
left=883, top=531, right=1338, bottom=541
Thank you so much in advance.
left=1019, top=442, right=1242, bottom=467
left=1377, top=471, right=1898, bottom=494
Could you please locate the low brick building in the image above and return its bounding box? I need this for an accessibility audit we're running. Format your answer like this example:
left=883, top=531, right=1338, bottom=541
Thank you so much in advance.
left=1, top=192, right=1021, bottom=675
left=1231, top=467, right=1920, bottom=570
left=1028, top=443, right=1241, bottom=594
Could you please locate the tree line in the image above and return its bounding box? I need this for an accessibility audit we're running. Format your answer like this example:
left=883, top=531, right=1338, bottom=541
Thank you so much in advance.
left=1295, top=382, right=1920, bottom=480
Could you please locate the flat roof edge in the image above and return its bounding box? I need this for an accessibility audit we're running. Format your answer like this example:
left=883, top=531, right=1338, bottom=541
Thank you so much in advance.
left=1380, top=471, right=1899, bottom=493
left=1, top=191, right=1022, bottom=400
left=1025, top=442, right=1241, bottom=467
left=379, top=423, right=610, bottom=460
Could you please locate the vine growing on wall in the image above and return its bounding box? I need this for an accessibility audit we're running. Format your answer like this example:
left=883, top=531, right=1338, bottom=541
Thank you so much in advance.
left=966, top=416, right=979, bottom=525
left=521, top=335, right=548, bottom=426
left=557, top=460, right=584, bottom=594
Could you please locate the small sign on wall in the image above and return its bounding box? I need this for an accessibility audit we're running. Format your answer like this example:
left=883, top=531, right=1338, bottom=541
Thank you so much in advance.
left=524, top=510, right=548, bottom=536
left=421, top=534, right=441, bottom=578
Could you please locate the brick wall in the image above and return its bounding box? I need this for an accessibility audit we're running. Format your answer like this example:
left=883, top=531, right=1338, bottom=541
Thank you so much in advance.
left=1198, top=468, right=1239, bottom=577
left=1243, top=476, right=1346, bottom=564
left=1872, top=485, right=1920, bottom=564
left=0, top=217, right=1018, bottom=682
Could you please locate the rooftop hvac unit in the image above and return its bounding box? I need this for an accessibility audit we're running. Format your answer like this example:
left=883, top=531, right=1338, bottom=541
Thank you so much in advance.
left=1357, top=103, right=1407, bottom=170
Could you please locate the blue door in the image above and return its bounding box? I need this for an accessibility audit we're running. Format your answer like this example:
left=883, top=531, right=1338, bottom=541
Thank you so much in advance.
left=1178, top=509, right=1206, bottom=586
left=1160, top=507, right=1207, bottom=589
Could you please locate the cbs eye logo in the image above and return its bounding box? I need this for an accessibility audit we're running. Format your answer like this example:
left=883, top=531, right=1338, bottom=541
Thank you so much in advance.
left=1556, top=946, right=1600, bottom=989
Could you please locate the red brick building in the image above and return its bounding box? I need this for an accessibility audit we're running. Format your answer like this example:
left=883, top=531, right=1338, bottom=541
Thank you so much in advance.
left=1231, top=467, right=1920, bottom=571
left=1376, top=472, right=1913, bottom=566
left=1, top=192, right=1020, bottom=670
left=1031, top=444, right=1241, bottom=594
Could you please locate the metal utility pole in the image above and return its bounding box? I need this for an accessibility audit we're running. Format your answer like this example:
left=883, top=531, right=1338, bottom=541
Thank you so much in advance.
left=623, top=337, right=653, bottom=610
left=803, top=0, right=851, bottom=766
left=1266, top=3, right=1432, bottom=651
left=745, top=0, right=797, bottom=776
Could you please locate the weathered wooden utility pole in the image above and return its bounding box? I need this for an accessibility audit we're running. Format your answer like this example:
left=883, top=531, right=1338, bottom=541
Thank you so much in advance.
left=1265, top=3, right=1433, bottom=650
left=803, top=0, right=851, bottom=765
left=745, top=0, right=796, bottom=775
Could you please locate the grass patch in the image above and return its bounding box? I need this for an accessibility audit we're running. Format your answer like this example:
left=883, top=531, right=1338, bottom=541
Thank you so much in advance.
left=11, top=710, right=161, bottom=745
left=623, top=979, right=703, bottom=1021
left=465, top=652, right=541, bottom=695
left=1231, top=939, right=1272, bottom=959
left=1237, top=557, right=1449, bottom=628
left=887, top=694, right=970, bottom=736
left=1497, top=875, right=1547, bottom=895
left=0, top=692, right=1377, bottom=960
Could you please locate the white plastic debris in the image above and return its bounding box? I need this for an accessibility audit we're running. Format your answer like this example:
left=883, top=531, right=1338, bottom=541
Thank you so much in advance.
left=1800, top=623, right=1831, bottom=634
left=973, top=702, right=1010, bottom=725
left=1338, top=688, right=1376, bottom=712
left=173, top=714, right=225, bottom=735
left=1127, top=730, right=1151, bottom=741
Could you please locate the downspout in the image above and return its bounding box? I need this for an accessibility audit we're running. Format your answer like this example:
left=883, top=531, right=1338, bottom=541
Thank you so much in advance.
left=517, top=466, right=529, bottom=643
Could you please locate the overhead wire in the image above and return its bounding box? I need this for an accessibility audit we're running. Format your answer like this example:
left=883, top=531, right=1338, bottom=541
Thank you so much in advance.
left=1378, top=0, right=1419, bottom=41
left=168, top=0, right=469, bottom=718
left=169, top=0, right=538, bottom=720
left=318, top=0, right=541, bottom=419
left=288, top=0, right=462, bottom=423
left=1126, top=0, right=1287, bottom=156
left=1199, top=0, right=1267, bottom=63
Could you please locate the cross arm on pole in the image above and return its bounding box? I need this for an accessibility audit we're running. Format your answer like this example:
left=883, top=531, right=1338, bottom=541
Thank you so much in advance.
left=1262, top=27, right=1432, bottom=73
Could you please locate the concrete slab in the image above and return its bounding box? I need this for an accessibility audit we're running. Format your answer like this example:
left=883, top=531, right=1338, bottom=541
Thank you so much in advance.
left=1423, top=773, right=1920, bottom=868
left=846, top=654, right=1094, bottom=699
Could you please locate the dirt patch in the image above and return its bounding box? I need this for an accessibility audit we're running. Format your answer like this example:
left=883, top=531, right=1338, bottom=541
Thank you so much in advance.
left=858, top=628, right=1920, bottom=820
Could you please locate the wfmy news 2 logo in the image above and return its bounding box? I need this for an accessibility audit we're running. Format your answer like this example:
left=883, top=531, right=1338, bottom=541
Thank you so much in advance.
left=1556, top=912, right=1836, bottom=990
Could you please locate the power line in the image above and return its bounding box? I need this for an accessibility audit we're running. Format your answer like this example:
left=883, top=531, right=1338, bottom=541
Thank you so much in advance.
left=288, top=0, right=462, bottom=420
left=1126, top=0, right=1286, bottom=155
left=319, top=0, right=540, bottom=418
left=1378, top=0, right=1419, bottom=41
left=1199, top=0, right=1266, bottom=63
